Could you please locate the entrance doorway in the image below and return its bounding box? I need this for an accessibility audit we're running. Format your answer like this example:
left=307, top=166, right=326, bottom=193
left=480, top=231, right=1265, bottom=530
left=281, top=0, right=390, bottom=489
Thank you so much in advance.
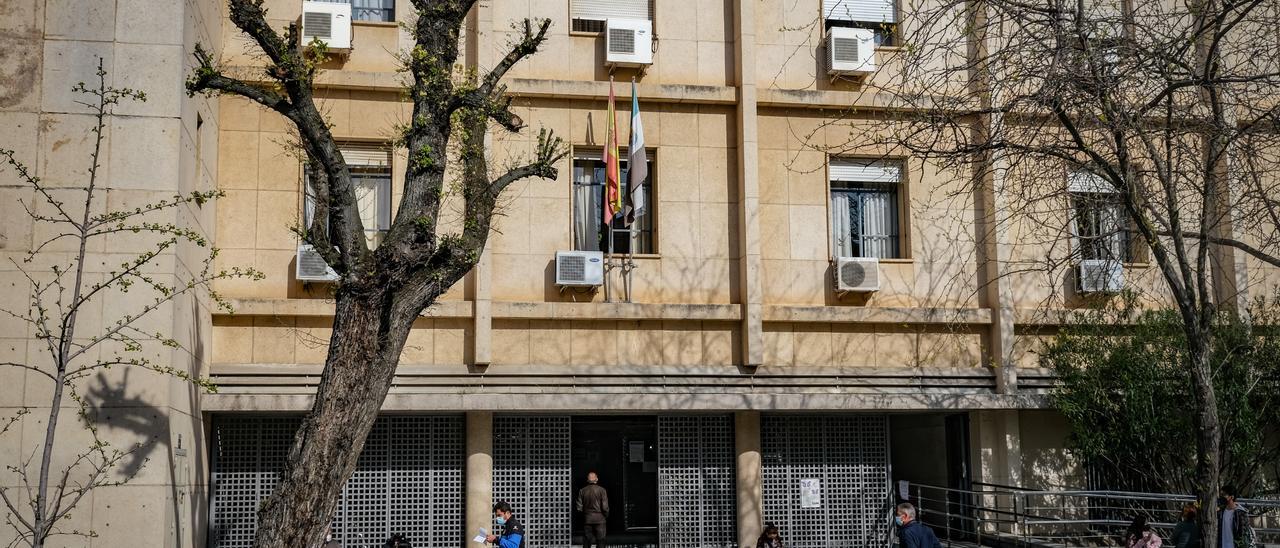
left=571, top=416, right=659, bottom=547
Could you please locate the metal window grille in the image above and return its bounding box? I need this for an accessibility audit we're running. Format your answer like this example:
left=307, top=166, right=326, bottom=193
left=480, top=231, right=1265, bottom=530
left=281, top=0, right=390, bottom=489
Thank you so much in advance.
left=658, top=415, right=737, bottom=548
left=762, top=415, right=890, bottom=548
left=209, top=415, right=464, bottom=548
left=493, top=416, right=572, bottom=547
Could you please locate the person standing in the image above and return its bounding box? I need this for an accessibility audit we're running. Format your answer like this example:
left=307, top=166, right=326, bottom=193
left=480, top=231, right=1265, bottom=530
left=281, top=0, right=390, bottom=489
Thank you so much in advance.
left=1218, top=485, right=1256, bottom=548
left=895, top=503, right=943, bottom=548
left=321, top=526, right=341, bottom=548
left=1172, top=504, right=1201, bottom=548
left=755, top=522, right=785, bottom=548
left=576, top=471, right=610, bottom=548
left=486, top=501, right=526, bottom=548
left=1125, top=515, right=1163, bottom=548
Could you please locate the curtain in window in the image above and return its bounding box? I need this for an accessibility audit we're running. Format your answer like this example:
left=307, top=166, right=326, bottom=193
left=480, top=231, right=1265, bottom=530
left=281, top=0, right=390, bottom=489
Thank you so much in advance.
left=573, top=166, right=601, bottom=251
left=350, top=0, right=393, bottom=21
left=831, top=192, right=854, bottom=257
left=861, top=189, right=896, bottom=258
left=1074, top=194, right=1127, bottom=261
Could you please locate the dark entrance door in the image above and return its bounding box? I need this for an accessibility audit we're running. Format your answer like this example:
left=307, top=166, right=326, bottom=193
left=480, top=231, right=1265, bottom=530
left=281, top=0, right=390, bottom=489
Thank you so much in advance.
left=571, top=416, right=659, bottom=547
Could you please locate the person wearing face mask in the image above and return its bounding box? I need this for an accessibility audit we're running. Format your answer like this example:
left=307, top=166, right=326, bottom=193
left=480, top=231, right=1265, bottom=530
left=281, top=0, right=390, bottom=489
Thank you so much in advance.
left=321, top=525, right=340, bottom=548
left=485, top=501, right=525, bottom=548
left=894, top=503, right=942, bottom=548
left=1217, top=485, right=1256, bottom=548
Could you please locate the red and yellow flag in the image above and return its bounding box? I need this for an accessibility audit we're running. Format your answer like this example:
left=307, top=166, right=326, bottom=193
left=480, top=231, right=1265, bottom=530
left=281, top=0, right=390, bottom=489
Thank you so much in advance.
left=603, top=79, right=621, bottom=226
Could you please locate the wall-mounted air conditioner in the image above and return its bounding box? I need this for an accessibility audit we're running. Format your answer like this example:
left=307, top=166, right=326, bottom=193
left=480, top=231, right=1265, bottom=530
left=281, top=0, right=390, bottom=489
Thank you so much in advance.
left=606, top=18, right=653, bottom=67
left=297, top=243, right=339, bottom=282
left=834, top=256, right=880, bottom=293
left=301, top=1, right=352, bottom=50
left=1077, top=259, right=1124, bottom=293
left=556, top=251, right=605, bottom=287
left=826, top=27, right=876, bottom=75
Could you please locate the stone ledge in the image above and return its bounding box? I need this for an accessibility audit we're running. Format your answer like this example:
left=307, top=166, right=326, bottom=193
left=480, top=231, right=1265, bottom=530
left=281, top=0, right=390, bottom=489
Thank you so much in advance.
left=762, top=305, right=992, bottom=325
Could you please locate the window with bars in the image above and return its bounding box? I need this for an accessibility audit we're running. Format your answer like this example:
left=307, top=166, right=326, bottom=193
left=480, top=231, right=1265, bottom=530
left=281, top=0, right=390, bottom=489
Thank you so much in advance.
left=570, top=0, right=652, bottom=33
left=316, top=0, right=394, bottom=22
left=572, top=153, right=654, bottom=254
left=830, top=159, right=903, bottom=259
left=1069, top=170, right=1137, bottom=263
left=304, top=144, right=393, bottom=249
left=824, top=0, right=898, bottom=46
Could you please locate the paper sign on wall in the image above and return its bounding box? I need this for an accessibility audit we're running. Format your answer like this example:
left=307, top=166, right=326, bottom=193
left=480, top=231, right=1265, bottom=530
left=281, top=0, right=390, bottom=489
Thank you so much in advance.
left=898, top=480, right=911, bottom=501
left=629, top=441, right=645, bottom=463
left=800, top=478, right=822, bottom=508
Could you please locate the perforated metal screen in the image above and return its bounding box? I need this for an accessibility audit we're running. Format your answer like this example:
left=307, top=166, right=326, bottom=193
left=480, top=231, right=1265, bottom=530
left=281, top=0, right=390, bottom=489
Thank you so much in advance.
left=762, top=415, right=890, bottom=547
left=209, top=415, right=464, bottom=548
left=658, top=415, right=738, bottom=548
left=493, top=415, right=572, bottom=547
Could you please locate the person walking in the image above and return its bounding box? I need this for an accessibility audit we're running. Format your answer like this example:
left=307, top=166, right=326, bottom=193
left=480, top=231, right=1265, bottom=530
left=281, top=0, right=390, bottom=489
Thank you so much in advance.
left=1125, top=515, right=1163, bottom=548
left=1218, top=485, right=1256, bottom=548
left=1172, top=504, right=1201, bottom=548
left=895, top=503, right=943, bottom=548
left=576, top=471, right=610, bottom=548
left=486, top=501, right=526, bottom=548
left=755, top=522, right=785, bottom=548
left=321, top=526, right=341, bottom=548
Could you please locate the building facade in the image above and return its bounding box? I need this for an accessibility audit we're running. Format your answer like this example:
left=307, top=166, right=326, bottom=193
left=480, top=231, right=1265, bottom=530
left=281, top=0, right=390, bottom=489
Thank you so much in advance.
left=2, top=0, right=1160, bottom=546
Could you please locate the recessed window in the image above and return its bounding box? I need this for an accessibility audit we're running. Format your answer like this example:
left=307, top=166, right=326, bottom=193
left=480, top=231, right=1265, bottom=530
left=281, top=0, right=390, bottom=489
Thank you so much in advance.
left=315, top=0, right=394, bottom=22
left=830, top=158, right=903, bottom=259
left=1069, top=170, right=1136, bottom=262
left=571, top=0, right=652, bottom=33
left=824, top=0, right=898, bottom=46
left=572, top=151, right=654, bottom=254
left=304, top=144, right=393, bottom=248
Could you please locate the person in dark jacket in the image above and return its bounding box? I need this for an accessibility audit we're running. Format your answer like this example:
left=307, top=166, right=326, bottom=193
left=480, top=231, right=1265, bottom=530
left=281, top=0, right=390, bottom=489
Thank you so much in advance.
left=576, top=471, right=610, bottom=548
left=755, top=522, right=785, bottom=548
left=383, top=533, right=413, bottom=548
left=486, top=501, right=526, bottom=548
left=895, top=503, right=943, bottom=548
left=1172, top=504, right=1201, bottom=548
left=1217, top=485, right=1255, bottom=548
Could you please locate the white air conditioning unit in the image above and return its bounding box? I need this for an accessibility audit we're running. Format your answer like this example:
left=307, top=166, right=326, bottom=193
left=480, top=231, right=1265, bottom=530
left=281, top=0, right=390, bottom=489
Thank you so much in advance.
left=834, top=256, right=880, bottom=293
left=296, top=243, right=339, bottom=282
left=826, top=27, right=876, bottom=75
left=556, top=250, right=605, bottom=287
left=1077, top=259, right=1124, bottom=294
left=605, top=18, right=653, bottom=67
left=300, top=1, right=352, bottom=50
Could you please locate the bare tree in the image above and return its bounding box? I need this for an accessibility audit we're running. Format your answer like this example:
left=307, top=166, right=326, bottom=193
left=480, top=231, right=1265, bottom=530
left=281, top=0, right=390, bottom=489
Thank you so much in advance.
left=185, top=1, right=565, bottom=546
left=829, top=0, right=1280, bottom=544
left=0, top=61, right=259, bottom=548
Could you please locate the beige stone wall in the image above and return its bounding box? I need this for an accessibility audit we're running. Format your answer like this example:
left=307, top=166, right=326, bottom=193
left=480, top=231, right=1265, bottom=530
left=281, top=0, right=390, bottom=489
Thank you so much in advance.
left=0, top=0, right=223, bottom=546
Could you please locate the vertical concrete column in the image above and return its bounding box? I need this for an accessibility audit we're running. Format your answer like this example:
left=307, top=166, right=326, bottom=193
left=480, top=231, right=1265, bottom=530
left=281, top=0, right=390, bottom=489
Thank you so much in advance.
left=468, top=1, right=495, bottom=366
left=466, top=411, right=494, bottom=538
left=969, top=410, right=1023, bottom=534
left=736, top=411, right=763, bottom=546
left=734, top=0, right=765, bottom=366
left=969, top=2, right=1018, bottom=393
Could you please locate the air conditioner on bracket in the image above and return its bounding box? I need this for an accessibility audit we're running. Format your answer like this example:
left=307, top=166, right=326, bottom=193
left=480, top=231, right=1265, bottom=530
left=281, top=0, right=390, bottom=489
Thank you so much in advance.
left=826, top=26, right=876, bottom=75
left=556, top=251, right=605, bottom=287
left=1077, top=259, right=1124, bottom=294
left=834, top=256, right=880, bottom=293
left=301, top=1, right=352, bottom=51
left=606, top=18, right=653, bottom=67
left=297, top=243, right=339, bottom=282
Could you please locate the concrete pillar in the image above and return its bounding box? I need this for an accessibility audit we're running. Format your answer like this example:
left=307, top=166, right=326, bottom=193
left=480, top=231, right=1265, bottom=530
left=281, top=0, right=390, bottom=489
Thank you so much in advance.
left=736, top=411, right=763, bottom=546
left=466, top=411, right=494, bottom=539
left=734, top=0, right=765, bottom=366
left=969, top=410, right=1023, bottom=534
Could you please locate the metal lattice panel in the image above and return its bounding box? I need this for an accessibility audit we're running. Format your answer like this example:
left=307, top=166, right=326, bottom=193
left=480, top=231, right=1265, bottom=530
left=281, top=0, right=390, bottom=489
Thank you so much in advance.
left=762, top=415, right=889, bottom=547
left=658, top=415, right=737, bottom=548
left=493, top=415, right=572, bottom=548
left=209, top=415, right=464, bottom=548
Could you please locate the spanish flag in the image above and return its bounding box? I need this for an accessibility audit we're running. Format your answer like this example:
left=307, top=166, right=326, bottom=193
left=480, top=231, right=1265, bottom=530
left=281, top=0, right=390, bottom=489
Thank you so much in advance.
left=603, top=79, right=622, bottom=227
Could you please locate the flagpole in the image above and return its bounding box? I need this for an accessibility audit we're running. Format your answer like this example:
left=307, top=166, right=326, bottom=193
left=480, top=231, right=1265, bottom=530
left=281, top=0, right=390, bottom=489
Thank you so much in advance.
left=605, top=75, right=616, bottom=303
left=624, top=76, right=638, bottom=303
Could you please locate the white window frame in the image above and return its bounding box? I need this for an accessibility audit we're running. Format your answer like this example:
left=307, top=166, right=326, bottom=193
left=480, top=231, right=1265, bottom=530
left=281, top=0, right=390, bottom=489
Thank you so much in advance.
left=571, top=149, right=654, bottom=255
left=303, top=144, right=393, bottom=248
left=824, top=0, right=899, bottom=46
left=1068, top=169, right=1135, bottom=263
left=570, top=0, right=652, bottom=33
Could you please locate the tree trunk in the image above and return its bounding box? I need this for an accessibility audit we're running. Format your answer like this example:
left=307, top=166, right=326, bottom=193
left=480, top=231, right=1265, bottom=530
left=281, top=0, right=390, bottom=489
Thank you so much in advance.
left=1188, top=333, right=1222, bottom=548
left=253, top=287, right=414, bottom=548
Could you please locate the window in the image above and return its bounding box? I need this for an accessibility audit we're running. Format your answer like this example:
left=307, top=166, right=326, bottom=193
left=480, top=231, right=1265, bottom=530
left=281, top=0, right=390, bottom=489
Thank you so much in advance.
left=571, top=0, right=652, bottom=33
left=1069, top=170, right=1135, bottom=262
left=304, top=144, right=393, bottom=248
left=830, top=159, right=903, bottom=259
left=316, top=0, right=394, bottom=22
left=572, top=151, right=653, bottom=254
left=824, top=0, right=898, bottom=46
